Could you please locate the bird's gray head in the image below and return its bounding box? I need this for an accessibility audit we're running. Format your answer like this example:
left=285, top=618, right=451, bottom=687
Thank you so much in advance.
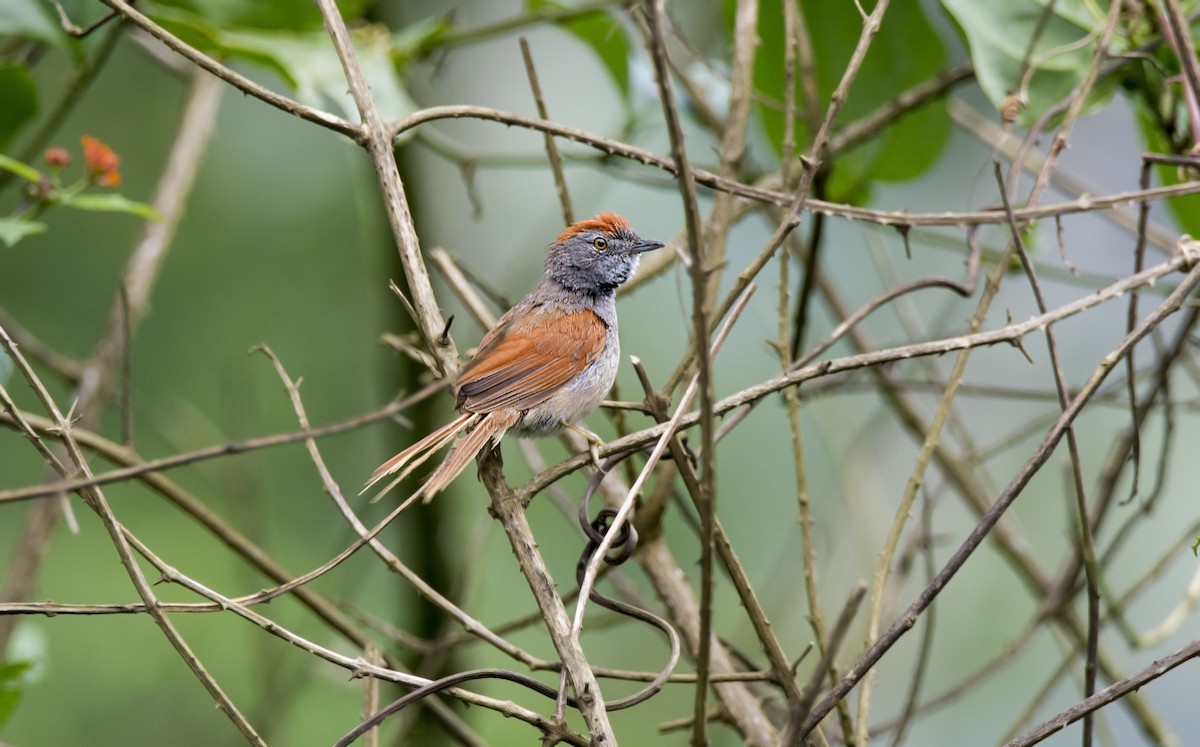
left=544, top=213, right=664, bottom=295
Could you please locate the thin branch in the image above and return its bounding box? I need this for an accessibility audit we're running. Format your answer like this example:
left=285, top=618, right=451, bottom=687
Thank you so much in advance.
left=0, top=70, right=222, bottom=655
left=784, top=582, right=867, bottom=742
left=995, top=162, right=1101, bottom=746
left=117, top=521, right=582, bottom=741
left=797, top=260, right=1200, bottom=738
left=1005, top=636, right=1200, bottom=747
left=1161, top=0, right=1200, bottom=145
left=0, top=306, right=82, bottom=383
left=1024, top=0, right=1124, bottom=207
left=0, top=328, right=266, bottom=746
left=642, top=0, right=718, bottom=736
left=1124, top=159, right=1154, bottom=505
left=527, top=253, right=1195, bottom=495
left=0, top=387, right=440, bottom=505
left=519, top=37, right=573, bottom=226
left=314, top=0, right=459, bottom=376
left=478, top=452, right=615, bottom=742
left=428, top=248, right=501, bottom=331
left=99, top=0, right=357, bottom=137
left=390, top=105, right=1200, bottom=229
left=887, top=495, right=939, bottom=747
left=576, top=290, right=779, bottom=745
left=828, top=62, right=975, bottom=155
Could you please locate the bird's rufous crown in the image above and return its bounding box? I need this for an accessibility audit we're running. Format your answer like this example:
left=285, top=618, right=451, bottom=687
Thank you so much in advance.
left=555, top=212, right=632, bottom=244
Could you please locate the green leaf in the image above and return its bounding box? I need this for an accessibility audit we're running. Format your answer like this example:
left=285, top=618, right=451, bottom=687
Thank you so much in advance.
left=0, top=65, right=38, bottom=151
left=0, top=662, right=31, bottom=683
left=0, top=0, right=70, bottom=51
left=528, top=0, right=630, bottom=99
left=60, top=193, right=160, bottom=220
left=391, top=15, right=452, bottom=70
left=0, top=153, right=42, bottom=182
left=0, top=217, right=47, bottom=247
left=0, top=686, right=20, bottom=728
left=145, top=4, right=416, bottom=122
left=740, top=0, right=950, bottom=202
left=941, top=0, right=1124, bottom=123
left=0, top=661, right=31, bottom=727
left=1132, top=99, right=1200, bottom=237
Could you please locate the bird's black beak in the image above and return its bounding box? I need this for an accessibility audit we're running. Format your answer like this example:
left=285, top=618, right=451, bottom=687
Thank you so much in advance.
left=633, top=239, right=665, bottom=254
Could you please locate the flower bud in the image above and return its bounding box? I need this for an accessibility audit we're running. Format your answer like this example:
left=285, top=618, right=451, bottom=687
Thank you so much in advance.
left=44, top=147, right=71, bottom=169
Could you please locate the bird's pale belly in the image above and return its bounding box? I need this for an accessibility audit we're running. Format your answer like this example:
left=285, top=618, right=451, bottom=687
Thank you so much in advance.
left=515, top=339, right=619, bottom=435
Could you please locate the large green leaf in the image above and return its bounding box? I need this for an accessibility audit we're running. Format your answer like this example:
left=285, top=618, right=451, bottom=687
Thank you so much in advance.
left=528, top=0, right=631, bottom=99
left=146, top=3, right=416, bottom=123
left=0, top=64, right=38, bottom=151
left=942, top=0, right=1124, bottom=123
left=740, top=0, right=950, bottom=202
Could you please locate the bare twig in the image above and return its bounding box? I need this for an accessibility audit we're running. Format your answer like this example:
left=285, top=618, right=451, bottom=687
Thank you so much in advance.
left=478, top=453, right=614, bottom=742
left=642, top=0, right=719, bottom=736
left=570, top=286, right=755, bottom=636
left=887, top=495, right=939, bottom=747
left=0, top=387, right=440, bottom=506
left=828, top=62, right=975, bottom=155
left=428, top=248, right=501, bottom=330
left=1005, top=636, right=1200, bottom=747
left=315, top=0, right=459, bottom=376
left=390, top=105, right=1200, bottom=228
left=0, top=306, right=83, bottom=382
left=784, top=582, right=867, bottom=743
left=99, top=0, right=357, bottom=137
left=0, top=328, right=266, bottom=746
left=520, top=37, right=574, bottom=226
left=527, top=252, right=1195, bottom=494
left=994, top=162, right=1101, bottom=746
left=797, top=260, right=1200, bottom=738
left=254, top=346, right=546, bottom=669
left=119, top=523, right=582, bottom=740
left=0, top=70, right=221, bottom=654
left=1161, top=0, right=1200, bottom=145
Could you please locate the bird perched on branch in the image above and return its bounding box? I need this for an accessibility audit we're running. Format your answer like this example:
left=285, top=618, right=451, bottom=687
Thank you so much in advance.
left=364, top=213, right=664, bottom=503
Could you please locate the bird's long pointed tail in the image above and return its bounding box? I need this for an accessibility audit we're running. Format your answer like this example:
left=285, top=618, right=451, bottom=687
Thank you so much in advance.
left=362, top=412, right=478, bottom=498
left=416, top=410, right=516, bottom=500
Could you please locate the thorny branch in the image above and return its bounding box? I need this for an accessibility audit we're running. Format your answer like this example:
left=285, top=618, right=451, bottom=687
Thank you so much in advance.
left=5, top=2, right=1200, bottom=746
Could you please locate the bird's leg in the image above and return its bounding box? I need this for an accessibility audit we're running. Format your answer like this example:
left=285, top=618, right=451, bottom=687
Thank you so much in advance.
left=562, top=421, right=604, bottom=468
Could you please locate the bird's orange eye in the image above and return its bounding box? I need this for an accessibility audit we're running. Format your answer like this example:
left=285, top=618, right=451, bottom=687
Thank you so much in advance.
left=593, top=237, right=608, bottom=250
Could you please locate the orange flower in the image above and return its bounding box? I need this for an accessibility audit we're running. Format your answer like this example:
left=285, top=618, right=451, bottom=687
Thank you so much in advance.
left=81, top=135, right=121, bottom=187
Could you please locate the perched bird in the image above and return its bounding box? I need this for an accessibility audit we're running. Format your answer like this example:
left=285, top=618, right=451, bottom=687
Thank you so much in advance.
left=364, top=213, right=664, bottom=503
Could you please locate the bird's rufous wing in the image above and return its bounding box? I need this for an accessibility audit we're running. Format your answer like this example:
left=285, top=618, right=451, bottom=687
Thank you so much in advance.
left=456, top=306, right=606, bottom=413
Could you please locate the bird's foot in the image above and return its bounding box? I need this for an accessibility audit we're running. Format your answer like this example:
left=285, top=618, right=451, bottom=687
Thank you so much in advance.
left=562, top=421, right=604, bottom=468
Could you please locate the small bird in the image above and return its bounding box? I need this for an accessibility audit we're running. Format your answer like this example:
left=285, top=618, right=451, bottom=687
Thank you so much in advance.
left=365, top=213, right=664, bottom=503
